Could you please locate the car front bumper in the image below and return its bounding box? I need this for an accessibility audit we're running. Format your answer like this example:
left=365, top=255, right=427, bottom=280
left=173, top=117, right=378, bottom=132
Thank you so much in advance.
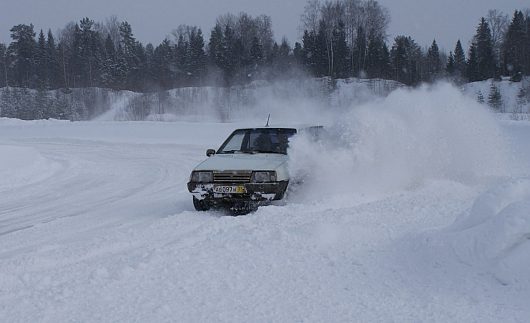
left=187, top=181, right=289, bottom=202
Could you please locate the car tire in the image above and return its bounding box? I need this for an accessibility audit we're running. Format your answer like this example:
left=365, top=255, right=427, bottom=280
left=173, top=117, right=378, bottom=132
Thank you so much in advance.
left=193, top=197, right=211, bottom=211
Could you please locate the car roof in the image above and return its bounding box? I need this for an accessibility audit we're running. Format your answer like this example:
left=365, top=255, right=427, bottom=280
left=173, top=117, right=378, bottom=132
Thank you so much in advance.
left=233, top=125, right=323, bottom=132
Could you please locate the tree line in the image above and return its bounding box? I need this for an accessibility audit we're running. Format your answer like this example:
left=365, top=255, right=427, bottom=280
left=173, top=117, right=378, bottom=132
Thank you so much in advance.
left=0, top=0, right=529, bottom=120
left=0, top=12, right=298, bottom=93
left=298, top=1, right=530, bottom=86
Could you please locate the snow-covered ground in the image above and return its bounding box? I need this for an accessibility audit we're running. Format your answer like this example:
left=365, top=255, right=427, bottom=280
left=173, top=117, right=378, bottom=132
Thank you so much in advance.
left=463, top=77, right=529, bottom=114
left=1, top=83, right=530, bottom=322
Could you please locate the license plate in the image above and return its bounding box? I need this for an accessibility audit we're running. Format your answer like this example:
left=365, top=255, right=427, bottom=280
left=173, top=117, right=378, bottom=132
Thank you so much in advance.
left=213, top=185, right=247, bottom=194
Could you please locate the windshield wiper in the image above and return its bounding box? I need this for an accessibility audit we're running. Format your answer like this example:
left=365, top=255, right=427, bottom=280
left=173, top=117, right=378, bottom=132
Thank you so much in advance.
left=219, top=150, right=255, bottom=154
left=250, top=149, right=283, bottom=154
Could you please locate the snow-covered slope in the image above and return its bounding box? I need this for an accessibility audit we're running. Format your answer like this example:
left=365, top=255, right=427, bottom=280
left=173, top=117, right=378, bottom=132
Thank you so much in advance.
left=0, top=78, right=401, bottom=122
left=97, top=77, right=402, bottom=122
left=463, top=77, right=529, bottom=113
left=0, top=83, right=529, bottom=322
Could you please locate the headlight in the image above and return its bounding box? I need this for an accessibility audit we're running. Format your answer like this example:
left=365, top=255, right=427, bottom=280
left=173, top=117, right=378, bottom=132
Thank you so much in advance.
left=191, top=171, right=213, bottom=183
left=251, top=171, right=277, bottom=183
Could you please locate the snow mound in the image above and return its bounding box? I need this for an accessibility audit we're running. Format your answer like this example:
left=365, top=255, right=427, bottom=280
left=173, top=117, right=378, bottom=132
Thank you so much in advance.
left=0, top=145, right=60, bottom=190
left=288, top=82, right=508, bottom=201
left=0, top=117, right=68, bottom=125
left=429, top=178, right=530, bottom=286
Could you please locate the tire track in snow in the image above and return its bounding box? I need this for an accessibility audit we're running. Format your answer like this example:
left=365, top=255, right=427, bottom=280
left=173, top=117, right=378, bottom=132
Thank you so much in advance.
left=0, top=139, right=199, bottom=237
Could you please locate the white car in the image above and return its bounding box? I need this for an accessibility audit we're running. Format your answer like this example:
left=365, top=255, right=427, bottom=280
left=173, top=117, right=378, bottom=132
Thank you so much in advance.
left=187, top=126, right=321, bottom=214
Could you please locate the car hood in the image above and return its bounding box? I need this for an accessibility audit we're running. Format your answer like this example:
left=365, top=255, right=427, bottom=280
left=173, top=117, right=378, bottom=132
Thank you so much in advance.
left=194, top=153, right=288, bottom=171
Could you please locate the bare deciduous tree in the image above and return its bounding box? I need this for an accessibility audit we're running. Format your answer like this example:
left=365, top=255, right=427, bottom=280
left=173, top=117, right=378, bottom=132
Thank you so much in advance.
left=300, top=0, right=322, bottom=35
left=486, top=9, right=508, bottom=65
left=171, top=25, right=199, bottom=44
left=94, top=15, right=121, bottom=49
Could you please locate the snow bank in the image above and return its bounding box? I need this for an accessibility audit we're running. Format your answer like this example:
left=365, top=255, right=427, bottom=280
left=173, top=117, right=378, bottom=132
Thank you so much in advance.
left=96, top=78, right=401, bottom=123
left=463, top=77, right=529, bottom=113
left=0, top=117, right=68, bottom=126
left=288, top=82, right=508, bottom=201
left=0, top=145, right=60, bottom=190
left=423, top=178, right=530, bottom=287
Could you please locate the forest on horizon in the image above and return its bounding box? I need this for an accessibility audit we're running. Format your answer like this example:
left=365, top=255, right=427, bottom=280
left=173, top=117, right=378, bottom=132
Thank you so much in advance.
left=0, top=0, right=529, bottom=120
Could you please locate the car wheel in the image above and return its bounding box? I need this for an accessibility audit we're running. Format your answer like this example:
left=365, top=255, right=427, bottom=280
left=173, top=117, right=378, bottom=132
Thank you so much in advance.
left=193, top=197, right=211, bottom=211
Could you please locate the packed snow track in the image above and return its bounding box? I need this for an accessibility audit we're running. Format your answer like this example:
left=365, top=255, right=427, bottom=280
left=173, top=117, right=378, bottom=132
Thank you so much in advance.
left=0, top=118, right=529, bottom=322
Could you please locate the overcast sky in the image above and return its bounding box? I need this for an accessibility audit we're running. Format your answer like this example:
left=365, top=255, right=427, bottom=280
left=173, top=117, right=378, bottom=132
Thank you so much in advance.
left=1, top=0, right=528, bottom=51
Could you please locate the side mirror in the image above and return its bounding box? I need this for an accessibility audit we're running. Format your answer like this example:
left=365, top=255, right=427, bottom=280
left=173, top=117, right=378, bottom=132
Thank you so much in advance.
left=206, top=149, right=216, bottom=157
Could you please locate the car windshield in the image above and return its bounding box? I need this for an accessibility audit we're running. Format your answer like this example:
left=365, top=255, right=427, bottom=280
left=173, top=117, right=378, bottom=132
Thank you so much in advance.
left=218, top=128, right=297, bottom=155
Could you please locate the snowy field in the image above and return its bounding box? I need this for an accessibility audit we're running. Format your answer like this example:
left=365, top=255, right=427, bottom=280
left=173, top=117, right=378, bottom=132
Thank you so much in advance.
left=1, top=84, right=530, bottom=322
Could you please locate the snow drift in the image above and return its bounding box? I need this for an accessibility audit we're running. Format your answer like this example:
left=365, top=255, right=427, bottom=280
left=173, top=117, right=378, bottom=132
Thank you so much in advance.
left=288, top=83, right=509, bottom=201
left=420, top=178, right=530, bottom=287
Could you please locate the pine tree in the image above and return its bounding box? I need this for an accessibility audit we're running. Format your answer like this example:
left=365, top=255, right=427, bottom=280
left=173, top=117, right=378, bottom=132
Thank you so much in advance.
left=453, top=40, right=466, bottom=79
left=209, top=23, right=240, bottom=85
left=250, top=37, right=264, bottom=66
left=301, top=30, right=318, bottom=75
left=473, top=18, right=496, bottom=80
left=426, top=39, right=441, bottom=81
left=315, top=21, right=329, bottom=77
left=68, top=18, right=104, bottom=88
left=114, top=44, right=128, bottom=89
left=502, top=11, right=527, bottom=78
left=488, top=82, right=503, bottom=111
left=0, top=43, right=8, bottom=87
left=132, top=42, right=147, bottom=91
left=380, top=43, right=392, bottom=79
left=391, top=36, right=408, bottom=83
left=175, top=34, right=189, bottom=86
left=152, top=39, right=173, bottom=89
left=188, top=29, right=206, bottom=85
left=101, top=34, right=116, bottom=88
left=36, top=30, right=47, bottom=88
left=46, top=30, right=61, bottom=89
left=119, top=21, right=140, bottom=89
left=143, top=43, right=155, bottom=88
left=8, top=24, right=37, bottom=87
left=466, top=43, right=479, bottom=82
left=446, top=51, right=455, bottom=75
left=477, top=90, right=485, bottom=104
left=390, top=36, right=421, bottom=85
left=270, top=38, right=293, bottom=78
left=366, top=36, right=389, bottom=79
left=293, top=42, right=303, bottom=65
left=208, top=24, right=224, bottom=71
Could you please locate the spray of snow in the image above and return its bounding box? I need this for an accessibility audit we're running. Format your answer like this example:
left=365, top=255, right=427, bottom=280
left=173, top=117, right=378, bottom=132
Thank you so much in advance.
left=288, top=82, right=509, bottom=201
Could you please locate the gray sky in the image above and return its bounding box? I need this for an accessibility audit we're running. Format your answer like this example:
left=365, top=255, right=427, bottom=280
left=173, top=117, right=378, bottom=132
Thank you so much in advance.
left=1, top=0, right=528, bottom=51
